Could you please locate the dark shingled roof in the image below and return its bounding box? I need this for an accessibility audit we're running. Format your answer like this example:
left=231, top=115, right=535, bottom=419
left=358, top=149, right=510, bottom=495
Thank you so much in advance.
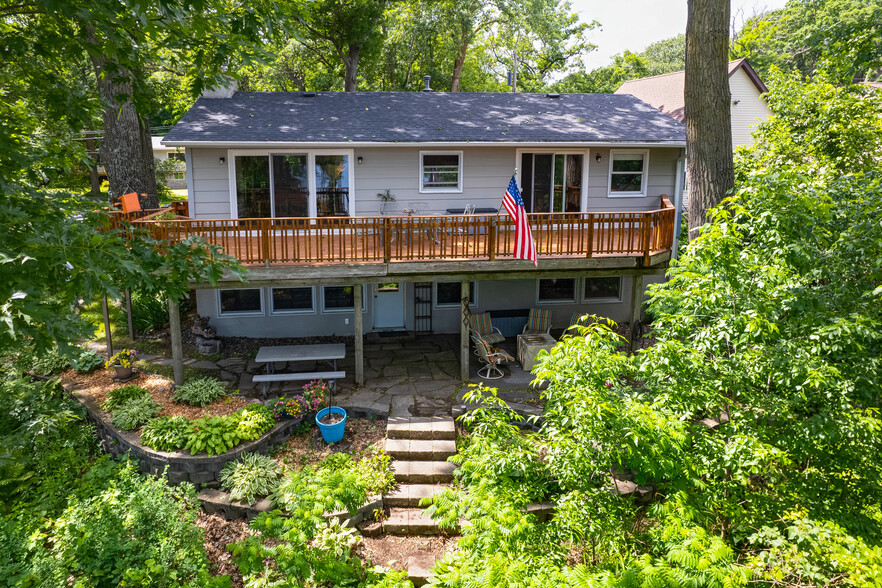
left=163, top=91, right=686, bottom=145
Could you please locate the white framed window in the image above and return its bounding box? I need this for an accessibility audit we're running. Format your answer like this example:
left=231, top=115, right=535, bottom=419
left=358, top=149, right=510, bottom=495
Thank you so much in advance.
left=583, top=277, right=622, bottom=303
left=434, top=281, right=477, bottom=308
left=218, top=288, right=264, bottom=316
left=321, top=285, right=368, bottom=313
left=270, top=287, right=315, bottom=314
left=608, top=150, right=649, bottom=197
left=228, top=149, right=354, bottom=218
left=537, top=278, right=576, bottom=303
left=419, top=151, right=463, bottom=193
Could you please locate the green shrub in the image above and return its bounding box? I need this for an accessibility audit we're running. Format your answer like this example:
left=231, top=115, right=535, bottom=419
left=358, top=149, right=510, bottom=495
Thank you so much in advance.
left=14, top=345, right=70, bottom=376
left=141, top=416, right=192, bottom=452
left=102, top=384, right=150, bottom=411
left=130, top=291, right=170, bottom=333
left=184, top=415, right=241, bottom=456
left=354, top=445, right=396, bottom=495
left=219, top=452, right=285, bottom=504
left=69, top=348, right=103, bottom=372
left=235, top=404, right=275, bottom=441
left=172, top=377, right=225, bottom=407
left=111, top=395, right=161, bottom=431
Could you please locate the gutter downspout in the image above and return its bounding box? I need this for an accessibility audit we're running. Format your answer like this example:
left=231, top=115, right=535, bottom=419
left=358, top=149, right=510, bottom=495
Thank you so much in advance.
left=671, top=151, right=686, bottom=260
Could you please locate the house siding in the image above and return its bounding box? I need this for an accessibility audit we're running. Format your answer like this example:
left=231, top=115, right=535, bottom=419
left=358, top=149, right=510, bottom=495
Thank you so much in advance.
left=185, top=145, right=680, bottom=219
left=729, top=68, right=773, bottom=147
left=195, top=275, right=659, bottom=338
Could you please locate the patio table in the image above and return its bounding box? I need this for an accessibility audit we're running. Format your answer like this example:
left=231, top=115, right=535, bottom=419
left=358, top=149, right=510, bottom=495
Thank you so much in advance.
left=255, top=343, right=346, bottom=373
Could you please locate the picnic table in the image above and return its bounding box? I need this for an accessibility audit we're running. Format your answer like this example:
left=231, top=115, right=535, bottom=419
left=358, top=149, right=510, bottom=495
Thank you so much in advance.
left=253, top=343, right=346, bottom=398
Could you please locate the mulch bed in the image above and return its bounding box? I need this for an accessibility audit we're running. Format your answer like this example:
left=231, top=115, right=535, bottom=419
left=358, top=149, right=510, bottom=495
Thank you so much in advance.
left=196, top=512, right=252, bottom=588
left=274, top=417, right=386, bottom=470
left=360, top=535, right=458, bottom=572
left=61, top=368, right=255, bottom=420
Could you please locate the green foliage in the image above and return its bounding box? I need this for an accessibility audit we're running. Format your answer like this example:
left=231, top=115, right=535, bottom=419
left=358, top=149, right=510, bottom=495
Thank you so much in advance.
left=110, top=394, right=161, bottom=431
left=13, top=345, right=70, bottom=376
left=230, top=450, right=406, bottom=586
left=130, top=289, right=171, bottom=333
left=173, top=376, right=226, bottom=407
left=235, top=403, right=276, bottom=441
left=219, top=452, right=285, bottom=504
left=185, top=415, right=242, bottom=456
left=101, top=384, right=150, bottom=411
left=69, top=347, right=103, bottom=372
left=141, top=416, right=192, bottom=452
left=353, top=444, right=396, bottom=496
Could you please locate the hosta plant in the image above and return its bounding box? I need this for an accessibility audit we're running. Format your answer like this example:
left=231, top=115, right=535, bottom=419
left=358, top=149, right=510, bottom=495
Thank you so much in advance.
left=172, top=377, right=225, bottom=407
left=219, top=452, right=286, bottom=504
left=184, top=415, right=241, bottom=456
left=235, top=404, right=275, bottom=441
left=102, top=385, right=151, bottom=412
left=111, top=395, right=161, bottom=431
left=141, top=416, right=192, bottom=452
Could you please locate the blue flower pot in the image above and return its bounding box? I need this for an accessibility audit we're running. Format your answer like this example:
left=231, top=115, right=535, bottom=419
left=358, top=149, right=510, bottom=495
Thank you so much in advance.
left=316, top=407, right=347, bottom=443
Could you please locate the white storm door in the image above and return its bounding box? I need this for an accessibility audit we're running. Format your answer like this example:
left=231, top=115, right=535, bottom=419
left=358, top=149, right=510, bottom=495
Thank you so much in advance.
left=374, top=282, right=406, bottom=330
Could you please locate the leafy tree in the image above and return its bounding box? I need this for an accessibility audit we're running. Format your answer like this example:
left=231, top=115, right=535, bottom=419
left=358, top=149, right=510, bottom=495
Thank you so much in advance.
left=425, top=67, right=882, bottom=587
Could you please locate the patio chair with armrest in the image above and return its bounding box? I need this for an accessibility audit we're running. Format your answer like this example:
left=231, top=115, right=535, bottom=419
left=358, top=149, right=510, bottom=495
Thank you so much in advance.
left=522, top=308, right=552, bottom=335
left=469, top=312, right=505, bottom=346
left=565, top=312, right=593, bottom=335
left=475, top=339, right=514, bottom=379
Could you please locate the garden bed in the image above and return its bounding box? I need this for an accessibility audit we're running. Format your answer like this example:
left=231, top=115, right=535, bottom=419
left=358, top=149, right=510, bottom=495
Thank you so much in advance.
left=60, top=368, right=253, bottom=419
left=274, top=416, right=387, bottom=469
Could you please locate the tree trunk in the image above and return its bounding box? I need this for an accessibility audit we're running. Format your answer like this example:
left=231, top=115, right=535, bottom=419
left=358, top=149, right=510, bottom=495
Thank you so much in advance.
left=343, top=45, right=361, bottom=92
left=84, top=25, right=159, bottom=209
left=450, top=27, right=471, bottom=93
left=85, top=136, right=102, bottom=198
left=685, top=0, right=733, bottom=238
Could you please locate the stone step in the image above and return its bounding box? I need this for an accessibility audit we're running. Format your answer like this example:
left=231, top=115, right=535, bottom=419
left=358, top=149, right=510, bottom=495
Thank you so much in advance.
left=384, top=508, right=447, bottom=536
left=407, top=554, right=436, bottom=586
left=386, top=438, right=457, bottom=461
left=385, top=484, right=449, bottom=508
left=387, top=415, right=455, bottom=441
left=392, top=460, right=455, bottom=484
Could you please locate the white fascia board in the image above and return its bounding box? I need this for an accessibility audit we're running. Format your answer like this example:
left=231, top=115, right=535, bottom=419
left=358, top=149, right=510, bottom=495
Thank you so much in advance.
left=161, top=140, right=687, bottom=149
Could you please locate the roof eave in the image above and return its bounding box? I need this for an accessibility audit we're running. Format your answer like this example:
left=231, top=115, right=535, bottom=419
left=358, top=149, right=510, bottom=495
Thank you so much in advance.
left=161, top=139, right=687, bottom=148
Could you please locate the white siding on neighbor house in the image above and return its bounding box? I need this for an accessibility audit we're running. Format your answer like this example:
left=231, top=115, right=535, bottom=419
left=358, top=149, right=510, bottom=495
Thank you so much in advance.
left=188, top=148, right=233, bottom=218
left=729, top=68, right=773, bottom=147
left=186, top=145, right=680, bottom=218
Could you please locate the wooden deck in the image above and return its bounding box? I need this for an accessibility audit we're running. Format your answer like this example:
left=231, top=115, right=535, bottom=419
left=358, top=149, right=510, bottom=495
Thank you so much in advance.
left=125, top=197, right=675, bottom=268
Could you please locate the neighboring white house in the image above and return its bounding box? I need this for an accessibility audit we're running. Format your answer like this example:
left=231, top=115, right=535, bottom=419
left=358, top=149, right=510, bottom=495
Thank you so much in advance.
left=615, top=58, right=772, bottom=147
left=160, top=90, right=686, bottom=358
left=151, top=136, right=187, bottom=189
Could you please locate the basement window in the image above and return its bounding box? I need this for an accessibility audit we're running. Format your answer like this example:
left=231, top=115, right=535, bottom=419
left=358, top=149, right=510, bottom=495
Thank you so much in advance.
left=218, top=288, right=263, bottom=315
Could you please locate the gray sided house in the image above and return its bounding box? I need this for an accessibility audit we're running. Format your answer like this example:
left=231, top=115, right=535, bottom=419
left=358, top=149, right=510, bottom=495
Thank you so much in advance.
left=161, top=90, right=686, bottom=381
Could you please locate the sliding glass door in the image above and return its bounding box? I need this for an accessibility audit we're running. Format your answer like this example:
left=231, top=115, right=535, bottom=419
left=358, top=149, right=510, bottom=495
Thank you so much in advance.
left=519, top=152, right=584, bottom=213
left=233, top=152, right=351, bottom=218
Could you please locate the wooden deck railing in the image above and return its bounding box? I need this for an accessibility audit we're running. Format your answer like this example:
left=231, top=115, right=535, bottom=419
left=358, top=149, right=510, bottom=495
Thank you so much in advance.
left=123, top=196, right=674, bottom=267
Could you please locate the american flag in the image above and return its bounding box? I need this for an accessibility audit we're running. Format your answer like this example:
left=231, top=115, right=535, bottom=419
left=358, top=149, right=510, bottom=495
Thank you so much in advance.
left=501, top=175, right=537, bottom=266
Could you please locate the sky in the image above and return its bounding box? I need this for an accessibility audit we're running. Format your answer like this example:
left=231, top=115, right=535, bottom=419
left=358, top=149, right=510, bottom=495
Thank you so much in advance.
left=569, top=0, right=789, bottom=70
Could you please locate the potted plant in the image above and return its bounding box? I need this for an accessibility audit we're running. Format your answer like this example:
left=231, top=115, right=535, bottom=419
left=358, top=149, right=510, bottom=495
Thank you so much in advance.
left=377, top=189, right=396, bottom=215
left=312, top=380, right=346, bottom=443
left=104, top=348, right=139, bottom=379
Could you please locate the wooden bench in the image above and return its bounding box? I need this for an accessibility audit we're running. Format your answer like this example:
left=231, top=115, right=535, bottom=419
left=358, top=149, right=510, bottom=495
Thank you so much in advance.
left=252, top=370, right=346, bottom=398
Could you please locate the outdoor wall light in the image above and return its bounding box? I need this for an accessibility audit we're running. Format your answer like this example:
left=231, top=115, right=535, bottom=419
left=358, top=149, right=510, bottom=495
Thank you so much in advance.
left=218, top=156, right=226, bottom=165
left=595, top=153, right=602, bottom=163
left=357, top=156, right=363, bottom=164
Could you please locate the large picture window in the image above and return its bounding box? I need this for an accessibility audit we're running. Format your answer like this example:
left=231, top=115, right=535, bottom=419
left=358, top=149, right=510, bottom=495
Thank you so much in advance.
left=435, top=281, right=476, bottom=307
left=219, top=289, right=263, bottom=315
left=231, top=151, right=352, bottom=218
left=420, top=151, right=462, bottom=192
left=608, top=150, right=648, bottom=196
left=538, top=278, right=576, bottom=303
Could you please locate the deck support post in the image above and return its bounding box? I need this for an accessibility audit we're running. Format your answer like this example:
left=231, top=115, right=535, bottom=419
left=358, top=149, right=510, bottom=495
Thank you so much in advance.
left=629, top=274, right=644, bottom=353
left=101, top=295, right=113, bottom=359
left=353, top=284, right=364, bottom=387
left=460, top=280, right=470, bottom=381
left=168, top=297, right=184, bottom=385
left=125, top=289, right=134, bottom=340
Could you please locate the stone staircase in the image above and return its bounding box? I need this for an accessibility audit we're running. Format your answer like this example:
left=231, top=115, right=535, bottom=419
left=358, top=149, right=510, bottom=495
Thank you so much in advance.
left=384, top=415, right=457, bottom=536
